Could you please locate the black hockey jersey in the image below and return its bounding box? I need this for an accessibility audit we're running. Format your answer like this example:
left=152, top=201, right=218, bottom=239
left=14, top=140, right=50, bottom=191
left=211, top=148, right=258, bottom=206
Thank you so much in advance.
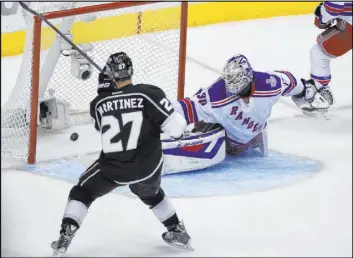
left=90, top=83, right=174, bottom=183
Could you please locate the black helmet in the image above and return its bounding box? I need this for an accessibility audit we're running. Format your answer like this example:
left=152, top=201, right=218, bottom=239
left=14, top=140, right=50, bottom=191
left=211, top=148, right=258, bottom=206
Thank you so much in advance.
left=105, top=52, right=133, bottom=82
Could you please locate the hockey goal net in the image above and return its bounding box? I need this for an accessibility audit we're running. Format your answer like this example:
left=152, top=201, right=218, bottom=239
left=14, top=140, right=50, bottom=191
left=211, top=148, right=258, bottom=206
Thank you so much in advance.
left=1, top=2, right=188, bottom=164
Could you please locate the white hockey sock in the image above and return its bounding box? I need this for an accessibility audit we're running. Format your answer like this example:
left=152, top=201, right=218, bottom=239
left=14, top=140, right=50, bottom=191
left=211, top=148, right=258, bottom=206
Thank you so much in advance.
left=310, top=43, right=332, bottom=86
left=151, top=196, right=177, bottom=223
left=63, top=200, right=88, bottom=227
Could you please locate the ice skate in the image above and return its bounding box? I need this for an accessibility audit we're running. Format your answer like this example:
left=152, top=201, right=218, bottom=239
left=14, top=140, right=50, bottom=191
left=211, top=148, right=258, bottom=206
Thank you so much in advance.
left=318, top=86, right=334, bottom=106
left=302, top=85, right=334, bottom=120
left=162, top=221, right=193, bottom=251
left=51, top=223, right=78, bottom=257
left=292, top=79, right=332, bottom=120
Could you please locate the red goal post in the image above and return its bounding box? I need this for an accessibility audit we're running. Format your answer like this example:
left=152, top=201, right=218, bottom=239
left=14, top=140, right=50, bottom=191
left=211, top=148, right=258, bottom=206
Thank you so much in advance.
left=24, top=2, right=188, bottom=164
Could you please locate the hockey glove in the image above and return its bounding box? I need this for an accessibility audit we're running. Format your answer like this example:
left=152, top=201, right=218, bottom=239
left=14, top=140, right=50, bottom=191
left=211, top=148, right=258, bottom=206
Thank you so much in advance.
left=97, top=67, right=116, bottom=93
left=314, top=3, right=334, bottom=30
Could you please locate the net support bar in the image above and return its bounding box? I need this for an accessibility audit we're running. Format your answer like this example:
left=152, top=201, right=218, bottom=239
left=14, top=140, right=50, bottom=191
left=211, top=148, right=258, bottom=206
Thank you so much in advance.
left=28, top=16, right=42, bottom=164
left=177, top=2, right=188, bottom=101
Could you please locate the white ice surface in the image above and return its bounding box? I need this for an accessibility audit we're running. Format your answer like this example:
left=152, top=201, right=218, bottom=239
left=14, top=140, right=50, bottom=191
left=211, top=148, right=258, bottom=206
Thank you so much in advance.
left=1, top=15, right=352, bottom=257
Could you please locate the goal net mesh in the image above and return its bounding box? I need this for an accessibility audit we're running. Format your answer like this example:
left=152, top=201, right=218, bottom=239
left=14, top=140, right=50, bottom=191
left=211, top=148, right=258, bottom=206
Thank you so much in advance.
left=1, top=2, right=183, bottom=161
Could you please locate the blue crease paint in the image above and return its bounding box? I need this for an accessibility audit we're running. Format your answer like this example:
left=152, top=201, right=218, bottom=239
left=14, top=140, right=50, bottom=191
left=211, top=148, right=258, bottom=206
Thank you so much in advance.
left=24, top=150, right=319, bottom=198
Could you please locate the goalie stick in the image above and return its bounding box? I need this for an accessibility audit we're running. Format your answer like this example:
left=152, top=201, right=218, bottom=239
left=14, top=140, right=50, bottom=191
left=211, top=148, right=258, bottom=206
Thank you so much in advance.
left=19, top=1, right=116, bottom=83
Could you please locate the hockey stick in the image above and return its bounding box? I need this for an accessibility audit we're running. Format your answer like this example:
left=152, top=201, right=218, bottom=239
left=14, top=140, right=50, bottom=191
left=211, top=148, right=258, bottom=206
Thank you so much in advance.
left=19, top=1, right=115, bottom=82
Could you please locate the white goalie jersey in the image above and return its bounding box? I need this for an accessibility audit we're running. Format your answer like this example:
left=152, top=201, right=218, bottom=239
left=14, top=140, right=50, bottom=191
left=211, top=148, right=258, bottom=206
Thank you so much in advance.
left=173, top=70, right=305, bottom=147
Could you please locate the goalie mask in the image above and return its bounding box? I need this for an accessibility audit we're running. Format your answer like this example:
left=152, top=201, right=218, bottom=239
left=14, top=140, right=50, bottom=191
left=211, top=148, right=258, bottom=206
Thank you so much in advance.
left=105, top=52, right=134, bottom=82
left=222, top=54, right=254, bottom=97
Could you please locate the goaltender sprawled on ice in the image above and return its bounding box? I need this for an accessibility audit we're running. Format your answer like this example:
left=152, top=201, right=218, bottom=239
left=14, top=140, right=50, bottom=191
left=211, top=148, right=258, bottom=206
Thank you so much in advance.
left=39, top=54, right=332, bottom=175
left=163, top=53, right=331, bottom=174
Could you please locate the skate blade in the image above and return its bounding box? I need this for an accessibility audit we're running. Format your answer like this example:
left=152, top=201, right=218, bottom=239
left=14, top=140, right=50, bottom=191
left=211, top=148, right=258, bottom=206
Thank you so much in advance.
left=52, top=250, right=63, bottom=257
left=302, top=110, right=331, bottom=120
left=52, top=248, right=65, bottom=257
left=165, top=240, right=194, bottom=251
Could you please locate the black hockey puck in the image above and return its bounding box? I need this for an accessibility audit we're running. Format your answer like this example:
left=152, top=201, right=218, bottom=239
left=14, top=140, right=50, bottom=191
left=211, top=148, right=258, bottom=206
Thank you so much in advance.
left=70, top=132, right=79, bottom=141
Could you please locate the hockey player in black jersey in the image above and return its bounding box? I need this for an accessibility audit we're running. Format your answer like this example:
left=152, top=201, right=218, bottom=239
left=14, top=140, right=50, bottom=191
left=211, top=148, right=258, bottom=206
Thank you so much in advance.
left=51, top=52, right=192, bottom=256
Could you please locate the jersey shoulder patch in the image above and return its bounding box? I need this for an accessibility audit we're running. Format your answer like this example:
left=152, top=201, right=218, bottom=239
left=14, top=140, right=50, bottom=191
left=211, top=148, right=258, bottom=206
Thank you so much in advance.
left=252, top=71, right=282, bottom=98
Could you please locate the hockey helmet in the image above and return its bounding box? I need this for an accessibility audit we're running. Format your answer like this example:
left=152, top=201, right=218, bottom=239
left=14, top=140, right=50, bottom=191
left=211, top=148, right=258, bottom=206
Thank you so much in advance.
left=105, top=52, right=134, bottom=82
left=222, top=54, right=254, bottom=96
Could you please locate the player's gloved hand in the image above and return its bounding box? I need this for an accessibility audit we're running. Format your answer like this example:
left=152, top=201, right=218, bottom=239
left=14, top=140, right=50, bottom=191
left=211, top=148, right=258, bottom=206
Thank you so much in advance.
left=292, top=79, right=333, bottom=113
left=97, top=66, right=116, bottom=93
left=314, top=3, right=334, bottom=29
left=314, top=2, right=323, bottom=17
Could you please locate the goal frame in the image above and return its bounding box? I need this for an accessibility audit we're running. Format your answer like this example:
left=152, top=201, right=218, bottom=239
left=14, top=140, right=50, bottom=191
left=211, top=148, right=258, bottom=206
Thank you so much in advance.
left=27, top=1, right=188, bottom=164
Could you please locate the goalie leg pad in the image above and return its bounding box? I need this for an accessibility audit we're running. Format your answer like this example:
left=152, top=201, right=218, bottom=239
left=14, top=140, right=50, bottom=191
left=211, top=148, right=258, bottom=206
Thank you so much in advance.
left=161, top=128, right=226, bottom=175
